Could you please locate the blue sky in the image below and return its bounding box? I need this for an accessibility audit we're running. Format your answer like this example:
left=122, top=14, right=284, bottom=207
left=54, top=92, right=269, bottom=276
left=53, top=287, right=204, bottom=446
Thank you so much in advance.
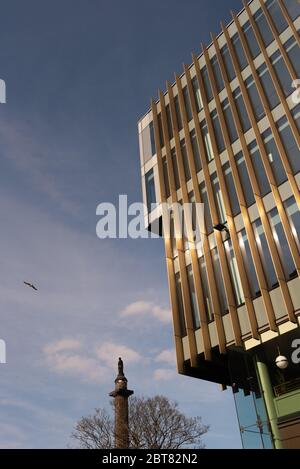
left=0, top=0, right=244, bottom=448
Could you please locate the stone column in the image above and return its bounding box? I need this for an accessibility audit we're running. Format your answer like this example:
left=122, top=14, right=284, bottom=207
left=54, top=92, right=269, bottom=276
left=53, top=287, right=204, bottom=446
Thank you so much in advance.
left=109, top=357, right=134, bottom=449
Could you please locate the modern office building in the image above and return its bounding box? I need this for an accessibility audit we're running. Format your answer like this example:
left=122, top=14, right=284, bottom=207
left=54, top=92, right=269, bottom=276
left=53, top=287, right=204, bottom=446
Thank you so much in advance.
left=138, top=0, right=300, bottom=449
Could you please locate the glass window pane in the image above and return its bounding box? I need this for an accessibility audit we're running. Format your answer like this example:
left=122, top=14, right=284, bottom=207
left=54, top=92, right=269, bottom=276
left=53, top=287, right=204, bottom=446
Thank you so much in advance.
left=223, top=161, right=240, bottom=216
left=243, top=20, right=260, bottom=58
left=285, top=36, right=300, bottom=79
left=277, top=115, right=300, bottom=174
left=233, top=87, right=251, bottom=132
left=266, top=0, right=288, bottom=33
left=283, top=0, right=300, bottom=21
left=257, top=63, right=280, bottom=110
left=271, top=50, right=293, bottom=98
left=268, top=207, right=297, bottom=280
left=162, top=157, right=170, bottom=198
left=225, top=239, right=245, bottom=306
left=248, top=140, right=271, bottom=196
left=238, top=228, right=260, bottom=298
left=235, top=151, right=255, bottom=207
left=201, top=66, right=213, bottom=102
left=221, top=44, right=236, bottom=82
left=262, top=128, right=287, bottom=185
left=141, top=121, right=156, bottom=163
left=201, top=120, right=214, bottom=162
left=183, top=86, right=193, bottom=122
left=211, top=172, right=226, bottom=223
left=158, top=113, right=164, bottom=148
left=199, top=256, right=214, bottom=322
left=171, top=147, right=180, bottom=190
left=192, top=76, right=203, bottom=113
left=190, top=129, right=202, bottom=173
left=187, top=264, right=200, bottom=329
left=174, top=95, right=183, bottom=131
left=211, top=55, right=224, bottom=93
left=245, top=75, right=265, bottom=121
left=232, top=32, right=248, bottom=70
left=180, top=139, right=191, bottom=182
left=175, top=272, right=187, bottom=337
left=145, top=169, right=156, bottom=213
left=222, top=97, right=238, bottom=143
left=211, top=247, right=229, bottom=315
left=253, top=8, right=274, bottom=46
left=166, top=104, right=173, bottom=139
left=284, top=196, right=300, bottom=254
left=253, top=218, right=278, bottom=289
left=211, top=110, right=225, bottom=153
left=199, top=182, right=213, bottom=234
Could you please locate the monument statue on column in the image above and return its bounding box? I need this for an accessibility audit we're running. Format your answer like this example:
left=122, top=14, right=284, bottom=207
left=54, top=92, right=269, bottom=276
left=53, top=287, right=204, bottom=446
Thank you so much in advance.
left=109, top=357, right=134, bottom=448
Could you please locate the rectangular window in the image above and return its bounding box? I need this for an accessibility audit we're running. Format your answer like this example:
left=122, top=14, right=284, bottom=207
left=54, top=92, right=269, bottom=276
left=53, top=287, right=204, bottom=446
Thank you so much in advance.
left=141, top=120, right=156, bottom=163
left=266, top=0, right=288, bottom=33
left=262, top=128, right=286, bottom=185
left=162, top=157, right=170, bottom=198
left=211, top=172, right=226, bottom=223
left=191, top=76, right=203, bottom=113
left=211, top=110, right=225, bottom=154
left=284, top=196, right=300, bottom=254
left=201, top=66, right=213, bottom=102
left=284, top=36, right=300, bottom=79
left=157, top=113, right=164, bottom=148
left=222, top=97, right=238, bottom=143
left=166, top=104, right=173, bottom=139
left=145, top=169, right=156, bottom=213
left=245, top=75, right=265, bottom=121
left=277, top=115, right=300, bottom=174
left=211, top=247, right=229, bottom=315
left=211, top=55, right=224, bottom=93
left=199, top=182, right=213, bottom=234
left=174, top=95, right=183, bottom=131
left=253, top=8, right=274, bottom=46
left=199, top=256, right=213, bottom=322
left=201, top=120, right=214, bottom=162
left=232, top=32, right=248, bottom=70
left=268, top=207, right=297, bottom=280
left=190, top=129, right=202, bottom=173
left=235, top=151, right=255, bottom=207
left=224, top=239, right=245, bottom=306
left=180, top=139, right=191, bottom=182
left=238, top=228, right=261, bottom=298
left=242, top=20, right=260, bottom=58
left=175, top=272, right=187, bottom=337
left=248, top=140, right=271, bottom=197
left=171, top=147, right=180, bottom=190
left=233, top=87, right=251, bottom=132
left=270, top=49, right=292, bottom=98
left=223, top=162, right=240, bottom=216
left=257, top=62, right=280, bottom=110
left=221, top=44, right=236, bottom=82
left=283, top=0, right=300, bottom=20
left=187, top=264, right=200, bottom=329
left=183, top=86, right=193, bottom=122
left=253, top=218, right=278, bottom=289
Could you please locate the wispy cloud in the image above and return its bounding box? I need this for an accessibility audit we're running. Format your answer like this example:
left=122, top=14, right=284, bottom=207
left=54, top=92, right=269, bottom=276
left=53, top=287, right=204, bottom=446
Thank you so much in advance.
left=120, top=301, right=171, bottom=323
left=95, top=342, right=141, bottom=368
left=44, top=339, right=105, bottom=384
left=155, top=349, right=176, bottom=366
left=153, top=368, right=176, bottom=381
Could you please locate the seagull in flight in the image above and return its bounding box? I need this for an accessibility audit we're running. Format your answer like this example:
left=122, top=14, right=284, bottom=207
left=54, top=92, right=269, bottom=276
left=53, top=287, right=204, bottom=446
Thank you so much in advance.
left=23, top=281, right=38, bottom=291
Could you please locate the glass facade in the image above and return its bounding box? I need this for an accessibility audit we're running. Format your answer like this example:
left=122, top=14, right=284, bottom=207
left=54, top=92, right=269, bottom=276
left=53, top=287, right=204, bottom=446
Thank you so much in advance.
left=248, top=140, right=271, bottom=197
left=265, top=0, right=288, bottom=34
left=199, top=256, right=213, bottom=322
left=253, top=8, right=273, bottom=47
left=201, top=66, right=213, bottom=102
left=224, top=239, right=245, bottom=306
left=233, top=87, right=251, bottom=132
left=232, top=32, right=248, bottom=70
left=190, top=129, right=202, bottom=173
left=191, top=76, right=203, bottom=113
left=211, top=55, right=224, bottom=93
left=175, top=272, right=187, bottom=337
left=235, top=151, right=255, bottom=207
left=222, top=97, right=238, bottom=143
left=253, top=218, right=278, bottom=289
left=211, top=110, right=225, bottom=153
left=221, top=44, right=236, bottom=82
left=199, top=182, right=213, bottom=234
left=257, top=62, right=280, bottom=110
left=201, top=120, right=214, bottom=162
left=211, top=247, right=228, bottom=315
left=245, top=75, right=265, bottom=122
left=223, top=161, right=240, bottom=216
left=238, top=228, right=260, bottom=298
left=187, top=264, right=200, bottom=330
left=145, top=168, right=156, bottom=213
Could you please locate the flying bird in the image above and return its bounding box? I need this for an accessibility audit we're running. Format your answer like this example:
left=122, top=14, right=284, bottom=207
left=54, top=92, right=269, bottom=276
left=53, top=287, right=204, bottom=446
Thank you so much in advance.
left=23, top=281, right=38, bottom=291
